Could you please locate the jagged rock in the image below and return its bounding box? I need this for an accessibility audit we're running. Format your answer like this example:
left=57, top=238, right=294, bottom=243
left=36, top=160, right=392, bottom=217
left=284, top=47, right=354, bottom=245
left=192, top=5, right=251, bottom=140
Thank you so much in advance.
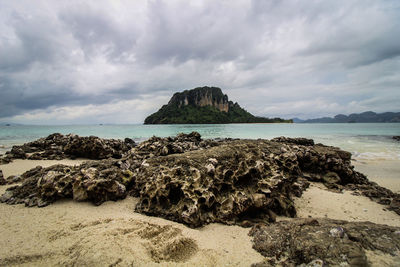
left=0, top=170, right=5, bottom=185
left=134, top=141, right=302, bottom=227
left=0, top=133, right=135, bottom=163
left=5, top=175, right=22, bottom=184
left=133, top=138, right=382, bottom=227
left=271, top=136, right=315, bottom=146
left=1, top=132, right=399, bottom=227
left=0, top=132, right=210, bottom=207
left=0, top=170, right=22, bottom=185
left=389, top=196, right=400, bottom=215
left=249, top=218, right=400, bottom=266
left=322, top=172, right=341, bottom=184
left=63, top=135, right=129, bottom=159
left=0, top=157, right=12, bottom=164
left=0, top=159, right=136, bottom=207
left=346, top=182, right=400, bottom=215
left=393, top=136, right=400, bottom=141
left=131, top=131, right=220, bottom=159
left=298, top=259, right=324, bottom=267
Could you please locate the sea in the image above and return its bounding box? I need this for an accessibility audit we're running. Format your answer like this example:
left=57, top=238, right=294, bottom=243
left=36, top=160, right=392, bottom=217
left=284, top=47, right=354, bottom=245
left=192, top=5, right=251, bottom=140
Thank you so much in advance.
left=0, top=123, right=399, bottom=162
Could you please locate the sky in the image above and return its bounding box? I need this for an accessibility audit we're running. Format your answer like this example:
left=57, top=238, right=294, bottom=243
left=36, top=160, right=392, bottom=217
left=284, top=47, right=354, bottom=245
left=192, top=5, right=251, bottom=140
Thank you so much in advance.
left=0, top=0, right=399, bottom=124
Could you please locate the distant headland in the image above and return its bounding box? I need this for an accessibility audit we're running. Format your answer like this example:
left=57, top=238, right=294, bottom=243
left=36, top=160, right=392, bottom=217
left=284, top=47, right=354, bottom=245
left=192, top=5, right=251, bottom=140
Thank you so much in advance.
left=144, top=86, right=292, bottom=124
left=293, top=111, right=400, bottom=123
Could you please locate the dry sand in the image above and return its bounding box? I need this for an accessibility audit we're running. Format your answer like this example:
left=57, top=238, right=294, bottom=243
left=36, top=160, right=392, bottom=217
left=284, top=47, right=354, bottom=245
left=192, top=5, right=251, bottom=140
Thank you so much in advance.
left=0, top=159, right=399, bottom=266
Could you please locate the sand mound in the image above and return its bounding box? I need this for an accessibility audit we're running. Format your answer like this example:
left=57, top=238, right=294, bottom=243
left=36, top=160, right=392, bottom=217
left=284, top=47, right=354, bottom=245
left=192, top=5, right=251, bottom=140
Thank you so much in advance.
left=56, top=218, right=198, bottom=266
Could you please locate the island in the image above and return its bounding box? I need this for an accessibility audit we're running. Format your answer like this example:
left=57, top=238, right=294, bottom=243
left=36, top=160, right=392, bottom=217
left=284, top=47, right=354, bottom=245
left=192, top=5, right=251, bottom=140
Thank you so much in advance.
left=144, top=86, right=292, bottom=124
left=293, top=111, right=400, bottom=123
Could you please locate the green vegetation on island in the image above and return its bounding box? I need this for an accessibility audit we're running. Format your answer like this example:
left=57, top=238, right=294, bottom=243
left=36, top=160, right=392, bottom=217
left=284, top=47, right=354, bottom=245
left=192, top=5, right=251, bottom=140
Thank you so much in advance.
left=144, top=86, right=291, bottom=124
left=293, top=111, right=400, bottom=123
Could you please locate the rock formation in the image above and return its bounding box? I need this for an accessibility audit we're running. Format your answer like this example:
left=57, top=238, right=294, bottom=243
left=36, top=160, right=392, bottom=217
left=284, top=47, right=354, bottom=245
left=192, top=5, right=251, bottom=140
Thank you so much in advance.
left=0, top=170, right=5, bottom=185
left=0, top=133, right=135, bottom=164
left=0, top=162, right=131, bottom=207
left=0, top=133, right=222, bottom=207
left=144, top=86, right=292, bottom=124
left=168, top=86, right=230, bottom=112
left=1, top=133, right=399, bottom=228
left=249, top=218, right=400, bottom=266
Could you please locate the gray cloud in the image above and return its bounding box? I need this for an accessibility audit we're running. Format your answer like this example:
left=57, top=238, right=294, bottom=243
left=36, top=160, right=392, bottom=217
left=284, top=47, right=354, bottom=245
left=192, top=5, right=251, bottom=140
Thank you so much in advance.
left=0, top=0, right=399, bottom=124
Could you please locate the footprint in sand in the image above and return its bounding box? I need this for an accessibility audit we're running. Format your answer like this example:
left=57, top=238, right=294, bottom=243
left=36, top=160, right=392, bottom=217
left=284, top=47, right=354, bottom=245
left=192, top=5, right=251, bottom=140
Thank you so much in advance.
left=51, top=218, right=198, bottom=266
left=135, top=223, right=198, bottom=262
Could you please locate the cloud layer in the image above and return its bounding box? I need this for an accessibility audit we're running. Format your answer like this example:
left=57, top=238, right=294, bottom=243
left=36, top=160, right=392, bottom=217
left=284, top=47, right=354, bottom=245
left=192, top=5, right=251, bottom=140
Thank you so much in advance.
left=1, top=0, right=399, bottom=124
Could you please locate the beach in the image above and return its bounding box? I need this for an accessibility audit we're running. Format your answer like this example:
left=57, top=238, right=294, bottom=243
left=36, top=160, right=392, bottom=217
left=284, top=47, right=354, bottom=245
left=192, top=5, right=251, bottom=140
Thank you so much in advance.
left=0, top=130, right=399, bottom=266
left=0, top=159, right=264, bottom=266
left=1, top=154, right=399, bottom=266
left=1, top=0, right=400, bottom=265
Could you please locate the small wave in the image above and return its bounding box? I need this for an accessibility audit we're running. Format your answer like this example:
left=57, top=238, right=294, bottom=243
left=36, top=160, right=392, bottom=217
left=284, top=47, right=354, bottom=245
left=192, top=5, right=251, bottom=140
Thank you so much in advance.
left=352, top=151, right=400, bottom=161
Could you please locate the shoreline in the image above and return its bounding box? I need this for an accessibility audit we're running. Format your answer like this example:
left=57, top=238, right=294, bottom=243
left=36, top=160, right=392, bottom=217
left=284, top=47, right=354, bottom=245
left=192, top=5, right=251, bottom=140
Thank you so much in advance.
left=352, top=159, right=400, bottom=194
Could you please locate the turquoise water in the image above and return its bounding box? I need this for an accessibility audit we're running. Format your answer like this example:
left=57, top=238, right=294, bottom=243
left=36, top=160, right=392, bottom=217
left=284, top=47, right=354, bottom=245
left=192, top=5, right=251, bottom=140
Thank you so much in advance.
left=0, top=123, right=399, bottom=160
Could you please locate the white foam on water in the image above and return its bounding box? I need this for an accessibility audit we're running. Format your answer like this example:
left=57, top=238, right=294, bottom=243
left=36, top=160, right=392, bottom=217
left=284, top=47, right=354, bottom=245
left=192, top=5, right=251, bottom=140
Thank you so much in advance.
left=353, top=151, right=400, bottom=161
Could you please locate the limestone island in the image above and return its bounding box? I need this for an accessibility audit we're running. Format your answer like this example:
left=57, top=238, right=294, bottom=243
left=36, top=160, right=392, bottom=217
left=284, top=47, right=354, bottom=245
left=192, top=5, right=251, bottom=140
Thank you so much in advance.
left=144, top=86, right=292, bottom=124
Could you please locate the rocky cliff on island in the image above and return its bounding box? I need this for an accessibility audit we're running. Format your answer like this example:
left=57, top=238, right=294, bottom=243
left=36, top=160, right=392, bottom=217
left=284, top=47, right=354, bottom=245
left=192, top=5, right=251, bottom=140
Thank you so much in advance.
left=144, top=86, right=292, bottom=124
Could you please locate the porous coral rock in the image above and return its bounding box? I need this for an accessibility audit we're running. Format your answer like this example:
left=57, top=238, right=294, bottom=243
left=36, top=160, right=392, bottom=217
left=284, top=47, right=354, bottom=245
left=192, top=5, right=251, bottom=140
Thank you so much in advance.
left=0, top=160, right=133, bottom=207
left=131, top=131, right=219, bottom=159
left=0, top=133, right=135, bottom=163
left=1, top=132, right=399, bottom=227
left=133, top=139, right=374, bottom=227
left=249, top=218, right=400, bottom=266
left=271, top=136, right=315, bottom=146
left=0, top=170, right=5, bottom=185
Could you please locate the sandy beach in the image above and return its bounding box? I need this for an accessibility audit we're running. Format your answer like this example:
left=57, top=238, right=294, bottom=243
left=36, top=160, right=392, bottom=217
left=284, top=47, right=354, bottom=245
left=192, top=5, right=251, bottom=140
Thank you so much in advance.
left=353, top=159, right=400, bottom=194
left=0, top=158, right=399, bottom=266
left=0, top=159, right=263, bottom=266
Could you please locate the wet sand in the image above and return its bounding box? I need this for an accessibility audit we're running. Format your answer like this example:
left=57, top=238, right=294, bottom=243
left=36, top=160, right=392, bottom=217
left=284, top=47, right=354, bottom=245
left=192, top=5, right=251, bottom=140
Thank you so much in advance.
left=353, top=159, right=400, bottom=194
left=294, top=159, right=400, bottom=227
left=294, top=183, right=400, bottom=227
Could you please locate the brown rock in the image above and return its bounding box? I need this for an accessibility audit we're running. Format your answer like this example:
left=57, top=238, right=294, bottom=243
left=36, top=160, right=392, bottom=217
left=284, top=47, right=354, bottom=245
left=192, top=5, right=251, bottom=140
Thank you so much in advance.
left=389, top=196, right=400, bottom=215
left=0, top=170, right=5, bottom=185
left=1, top=133, right=135, bottom=162
left=249, top=218, right=400, bottom=266
left=1, top=132, right=399, bottom=229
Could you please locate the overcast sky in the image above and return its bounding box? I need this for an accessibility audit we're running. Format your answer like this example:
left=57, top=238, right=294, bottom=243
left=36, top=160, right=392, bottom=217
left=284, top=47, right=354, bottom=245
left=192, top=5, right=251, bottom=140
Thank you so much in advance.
left=1, top=0, right=399, bottom=124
